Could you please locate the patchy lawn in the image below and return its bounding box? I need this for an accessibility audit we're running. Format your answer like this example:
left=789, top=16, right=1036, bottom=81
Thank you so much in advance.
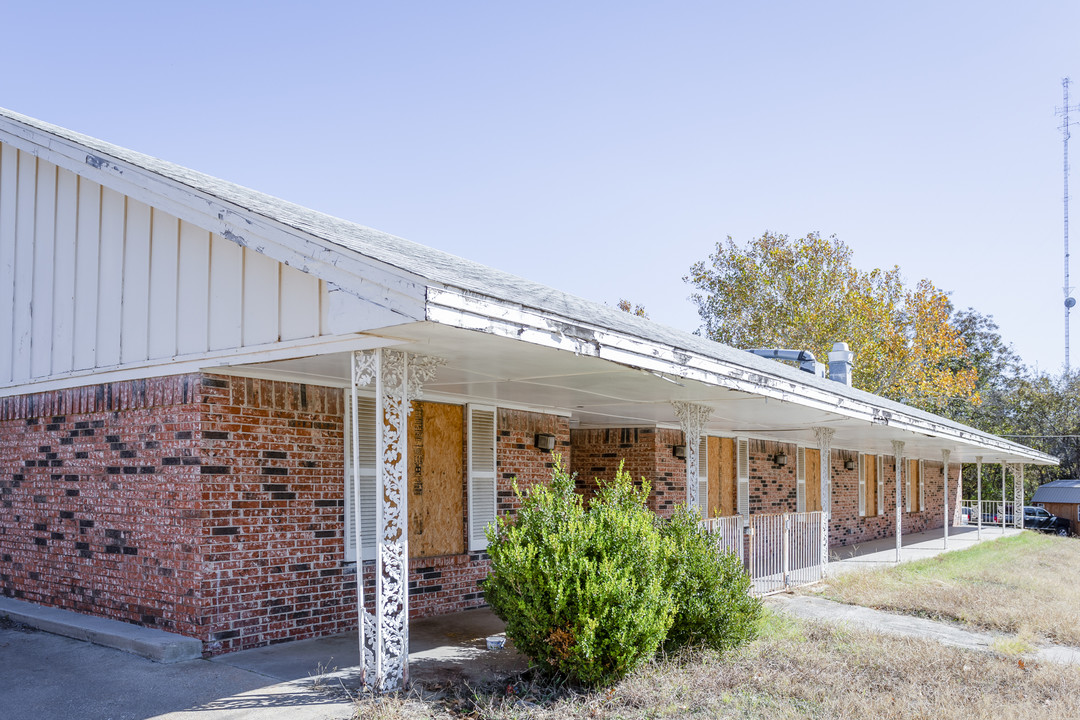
left=354, top=612, right=1080, bottom=719
left=818, top=532, right=1080, bottom=647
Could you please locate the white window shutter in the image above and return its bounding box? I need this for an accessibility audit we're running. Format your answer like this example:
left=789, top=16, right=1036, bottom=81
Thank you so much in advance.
left=468, top=405, right=497, bottom=551
left=858, top=453, right=866, bottom=517
left=905, top=458, right=912, bottom=512
left=876, top=455, right=885, bottom=516
left=919, top=459, right=926, bottom=511
left=344, top=394, right=377, bottom=562
left=697, top=437, right=708, bottom=516
left=796, top=447, right=806, bottom=512
left=736, top=438, right=750, bottom=520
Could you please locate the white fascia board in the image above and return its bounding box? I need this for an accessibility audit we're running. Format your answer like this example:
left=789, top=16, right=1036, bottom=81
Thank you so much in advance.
left=0, top=118, right=426, bottom=325
left=0, top=334, right=399, bottom=397
left=427, top=286, right=1057, bottom=465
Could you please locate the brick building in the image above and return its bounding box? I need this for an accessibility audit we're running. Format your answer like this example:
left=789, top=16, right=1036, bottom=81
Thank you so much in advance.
left=0, top=108, right=1057, bottom=688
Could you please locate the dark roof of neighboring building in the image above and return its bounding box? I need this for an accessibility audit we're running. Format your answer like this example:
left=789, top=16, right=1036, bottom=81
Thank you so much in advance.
left=1031, top=479, right=1080, bottom=504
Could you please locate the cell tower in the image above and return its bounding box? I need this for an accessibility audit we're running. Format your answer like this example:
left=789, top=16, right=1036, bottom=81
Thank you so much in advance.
left=1057, top=78, right=1079, bottom=372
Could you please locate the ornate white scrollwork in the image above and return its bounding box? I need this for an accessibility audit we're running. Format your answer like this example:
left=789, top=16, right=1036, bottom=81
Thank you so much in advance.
left=892, top=439, right=905, bottom=563
left=672, top=401, right=712, bottom=510
left=813, top=427, right=836, bottom=573
left=352, top=348, right=441, bottom=692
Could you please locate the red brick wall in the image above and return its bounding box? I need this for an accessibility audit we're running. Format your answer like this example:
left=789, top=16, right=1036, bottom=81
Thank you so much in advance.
left=495, top=409, right=571, bottom=517
left=569, top=428, right=685, bottom=516
left=748, top=440, right=798, bottom=515
left=0, top=376, right=204, bottom=637
left=828, top=453, right=946, bottom=548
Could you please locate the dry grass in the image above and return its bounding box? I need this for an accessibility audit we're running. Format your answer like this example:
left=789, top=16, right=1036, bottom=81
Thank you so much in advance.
left=353, top=612, right=1080, bottom=719
left=819, top=532, right=1080, bottom=646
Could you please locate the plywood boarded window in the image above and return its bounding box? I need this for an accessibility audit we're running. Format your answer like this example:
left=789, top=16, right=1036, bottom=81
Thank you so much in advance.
left=804, top=448, right=821, bottom=512
left=408, top=401, right=464, bottom=558
left=863, top=454, right=878, bottom=517
left=467, top=405, right=497, bottom=551
left=709, top=437, right=736, bottom=517
left=344, top=394, right=377, bottom=563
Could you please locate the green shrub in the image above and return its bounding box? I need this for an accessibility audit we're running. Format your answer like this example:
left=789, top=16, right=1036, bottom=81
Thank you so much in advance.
left=482, top=458, right=673, bottom=686
left=660, top=506, right=761, bottom=651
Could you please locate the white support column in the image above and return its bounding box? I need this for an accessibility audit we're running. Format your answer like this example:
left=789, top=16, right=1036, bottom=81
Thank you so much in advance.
left=975, top=456, right=983, bottom=541
left=942, top=449, right=950, bottom=550
left=813, top=427, right=835, bottom=575
left=893, top=440, right=905, bottom=564
left=353, top=348, right=442, bottom=692
left=1014, top=463, right=1025, bottom=529
left=672, top=401, right=712, bottom=511
left=350, top=352, right=375, bottom=688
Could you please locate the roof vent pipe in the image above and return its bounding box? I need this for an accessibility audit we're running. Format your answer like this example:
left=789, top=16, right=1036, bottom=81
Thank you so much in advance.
left=748, top=348, right=825, bottom=377
left=828, top=342, right=855, bottom=386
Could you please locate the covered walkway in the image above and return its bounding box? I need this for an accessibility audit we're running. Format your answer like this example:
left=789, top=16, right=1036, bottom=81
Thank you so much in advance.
left=827, top=523, right=1023, bottom=577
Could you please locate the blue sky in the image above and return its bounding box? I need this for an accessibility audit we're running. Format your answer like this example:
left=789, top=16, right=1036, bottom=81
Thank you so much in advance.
left=4, top=2, right=1079, bottom=372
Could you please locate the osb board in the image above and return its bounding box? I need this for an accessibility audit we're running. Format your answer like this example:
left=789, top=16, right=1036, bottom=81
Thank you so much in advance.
left=408, top=401, right=464, bottom=558
left=712, top=437, right=736, bottom=517
left=805, top=448, right=821, bottom=512
left=908, top=459, right=921, bottom=512
left=864, top=454, right=878, bottom=516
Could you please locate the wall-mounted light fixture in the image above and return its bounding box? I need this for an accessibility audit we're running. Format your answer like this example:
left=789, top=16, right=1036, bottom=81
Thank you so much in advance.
left=774, top=452, right=788, bottom=467
left=673, top=444, right=687, bottom=460
left=844, top=458, right=856, bottom=471
left=534, top=433, right=556, bottom=452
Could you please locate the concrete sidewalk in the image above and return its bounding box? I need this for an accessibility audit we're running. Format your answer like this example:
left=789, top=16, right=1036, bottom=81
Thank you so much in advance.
left=768, top=594, right=1080, bottom=667
left=0, top=609, right=525, bottom=720
left=827, top=522, right=1023, bottom=575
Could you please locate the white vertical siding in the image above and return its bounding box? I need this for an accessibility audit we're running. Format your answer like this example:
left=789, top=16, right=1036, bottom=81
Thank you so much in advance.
left=242, top=250, right=280, bottom=346
left=96, top=187, right=125, bottom=367
left=30, top=160, right=57, bottom=378
left=73, top=178, right=101, bottom=370
left=52, top=168, right=79, bottom=375
left=147, top=210, right=179, bottom=359
left=11, top=150, right=36, bottom=382
left=208, top=232, right=242, bottom=351
left=0, top=144, right=16, bottom=384
left=120, top=199, right=152, bottom=364
left=0, top=141, right=343, bottom=386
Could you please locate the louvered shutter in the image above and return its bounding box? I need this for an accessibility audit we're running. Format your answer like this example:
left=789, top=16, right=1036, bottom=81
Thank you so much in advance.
left=697, top=437, right=708, bottom=516
left=796, top=447, right=806, bottom=512
left=345, top=394, right=377, bottom=562
left=736, top=438, right=750, bottom=522
left=877, top=455, right=885, bottom=516
left=918, top=459, right=925, bottom=512
left=858, top=453, right=866, bottom=517
left=468, top=405, right=497, bottom=551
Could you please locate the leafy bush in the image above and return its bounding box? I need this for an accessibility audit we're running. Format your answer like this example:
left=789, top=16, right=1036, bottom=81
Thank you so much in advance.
left=482, top=458, right=674, bottom=686
left=660, top=506, right=762, bottom=651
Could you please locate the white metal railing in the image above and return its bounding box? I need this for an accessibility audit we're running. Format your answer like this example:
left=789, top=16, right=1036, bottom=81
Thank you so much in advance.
left=747, top=511, right=824, bottom=596
left=701, top=515, right=744, bottom=564
left=960, top=499, right=1016, bottom=526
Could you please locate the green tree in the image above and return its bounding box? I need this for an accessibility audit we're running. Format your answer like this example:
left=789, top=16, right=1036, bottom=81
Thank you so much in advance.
left=685, top=232, right=978, bottom=413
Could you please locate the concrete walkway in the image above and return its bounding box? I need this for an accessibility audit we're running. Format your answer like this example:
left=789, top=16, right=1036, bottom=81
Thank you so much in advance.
left=827, top=522, right=1023, bottom=575
left=0, top=608, right=525, bottom=720
left=768, top=524, right=1080, bottom=668
left=769, top=594, right=1080, bottom=667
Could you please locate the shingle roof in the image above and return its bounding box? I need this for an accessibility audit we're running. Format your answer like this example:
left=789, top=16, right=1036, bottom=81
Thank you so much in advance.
left=0, top=107, right=1059, bottom=465
left=1032, top=479, right=1080, bottom=504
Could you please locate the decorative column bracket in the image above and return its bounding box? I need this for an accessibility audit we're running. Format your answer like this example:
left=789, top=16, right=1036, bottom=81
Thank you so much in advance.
left=813, top=427, right=835, bottom=575
left=672, top=401, right=712, bottom=511
left=1012, top=463, right=1025, bottom=530
left=352, top=348, right=443, bottom=693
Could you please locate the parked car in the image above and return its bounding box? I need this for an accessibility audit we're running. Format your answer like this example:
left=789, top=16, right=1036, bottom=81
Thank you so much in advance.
left=1023, top=506, right=1070, bottom=536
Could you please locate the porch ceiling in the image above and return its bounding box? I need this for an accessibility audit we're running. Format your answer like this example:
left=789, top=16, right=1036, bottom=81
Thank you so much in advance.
left=209, top=323, right=1053, bottom=466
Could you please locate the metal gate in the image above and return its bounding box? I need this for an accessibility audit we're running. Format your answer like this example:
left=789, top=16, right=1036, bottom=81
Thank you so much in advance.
left=701, top=516, right=744, bottom=564
left=747, top=511, right=824, bottom=595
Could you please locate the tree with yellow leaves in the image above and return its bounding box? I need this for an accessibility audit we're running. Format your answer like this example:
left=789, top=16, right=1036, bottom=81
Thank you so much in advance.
left=685, top=232, right=978, bottom=413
